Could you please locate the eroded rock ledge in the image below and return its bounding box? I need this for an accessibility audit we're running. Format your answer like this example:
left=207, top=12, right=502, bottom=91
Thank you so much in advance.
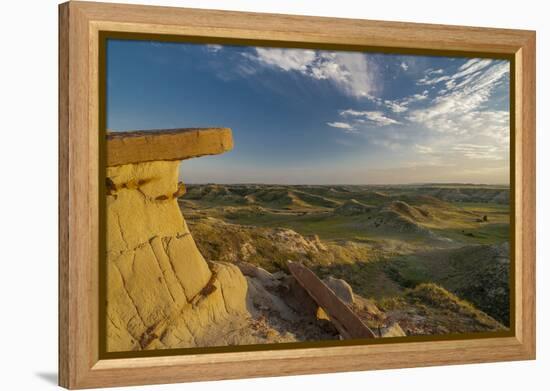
left=106, top=128, right=262, bottom=352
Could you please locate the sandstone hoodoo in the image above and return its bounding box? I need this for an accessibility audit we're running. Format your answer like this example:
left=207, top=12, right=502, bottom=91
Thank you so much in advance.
left=105, top=128, right=260, bottom=352
left=105, top=128, right=407, bottom=353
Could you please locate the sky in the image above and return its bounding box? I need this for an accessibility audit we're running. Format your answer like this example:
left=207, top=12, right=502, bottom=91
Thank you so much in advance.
left=106, top=39, right=510, bottom=185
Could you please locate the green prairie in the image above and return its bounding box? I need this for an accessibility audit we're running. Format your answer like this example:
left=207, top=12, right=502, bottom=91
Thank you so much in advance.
left=179, top=183, right=510, bottom=335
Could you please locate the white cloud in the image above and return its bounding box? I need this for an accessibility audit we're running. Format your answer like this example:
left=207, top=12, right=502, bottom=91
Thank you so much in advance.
left=368, top=90, right=428, bottom=113
left=327, top=58, right=509, bottom=164
left=363, top=111, right=401, bottom=126
left=326, top=121, right=357, bottom=133
left=384, top=100, right=408, bottom=113
left=400, top=62, right=409, bottom=71
left=408, top=60, right=509, bottom=138
left=450, top=144, right=503, bottom=160
left=206, top=44, right=223, bottom=53
left=248, top=48, right=316, bottom=72
left=415, top=144, right=435, bottom=154
left=417, top=68, right=448, bottom=84
left=244, top=48, right=376, bottom=98
left=399, top=90, right=429, bottom=106
left=339, top=109, right=366, bottom=117
left=340, top=109, right=401, bottom=126
left=455, top=58, right=492, bottom=77
left=417, top=74, right=451, bottom=86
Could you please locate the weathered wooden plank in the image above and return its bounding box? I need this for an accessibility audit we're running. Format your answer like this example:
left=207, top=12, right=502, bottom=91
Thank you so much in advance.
left=106, top=128, right=233, bottom=167
left=287, top=261, right=376, bottom=340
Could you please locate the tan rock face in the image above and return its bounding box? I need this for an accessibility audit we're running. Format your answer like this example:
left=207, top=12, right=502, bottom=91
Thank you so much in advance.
left=106, top=160, right=252, bottom=352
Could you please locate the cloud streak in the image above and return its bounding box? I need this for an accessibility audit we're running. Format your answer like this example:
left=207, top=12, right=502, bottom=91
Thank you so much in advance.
left=361, top=90, right=429, bottom=114
left=326, top=121, right=356, bottom=133
left=407, top=59, right=509, bottom=138
left=243, top=48, right=377, bottom=98
left=327, top=57, right=509, bottom=164
left=340, top=109, right=401, bottom=126
left=205, top=44, right=223, bottom=53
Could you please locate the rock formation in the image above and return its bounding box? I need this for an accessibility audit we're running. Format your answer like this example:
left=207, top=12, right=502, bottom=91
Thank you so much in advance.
left=105, top=128, right=262, bottom=352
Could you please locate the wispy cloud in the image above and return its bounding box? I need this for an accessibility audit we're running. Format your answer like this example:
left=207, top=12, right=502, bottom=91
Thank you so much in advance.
left=327, top=57, right=509, bottom=163
left=415, top=138, right=506, bottom=162
left=205, top=44, right=223, bottom=53
left=407, top=59, right=509, bottom=138
left=242, top=48, right=377, bottom=98
left=415, top=144, right=435, bottom=154
left=450, top=143, right=503, bottom=160
left=412, top=60, right=509, bottom=159
left=326, top=121, right=356, bottom=132
left=384, top=100, right=408, bottom=113
left=340, top=109, right=401, bottom=126
left=328, top=89, right=428, bottom=134
left=363, top=90, right=429, bottom=114
left=245, top=48, right=316, bottom=72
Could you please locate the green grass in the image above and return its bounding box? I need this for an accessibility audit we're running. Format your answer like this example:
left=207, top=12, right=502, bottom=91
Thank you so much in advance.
left=377, top=283, right=506, bottom=335
left=220, top=208, right=434, bottom=246
left=456, top=201, right=510, bottom=212
left=383, top=243, right=511, bottom=325
left=433, top=223, right=510, bottom=245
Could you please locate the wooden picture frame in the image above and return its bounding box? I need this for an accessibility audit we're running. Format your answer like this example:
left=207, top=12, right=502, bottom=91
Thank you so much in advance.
left=59, top=1, right=536, bottom=388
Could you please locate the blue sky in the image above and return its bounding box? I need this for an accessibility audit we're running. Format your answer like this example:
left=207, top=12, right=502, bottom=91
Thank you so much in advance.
left=106, top=39, right=510, bottom=184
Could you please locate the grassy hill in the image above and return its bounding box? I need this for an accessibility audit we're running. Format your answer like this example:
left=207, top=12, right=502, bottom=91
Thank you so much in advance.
left=379, top=283, right=506, bottom=335
left=384, top=243, right=510, bottom=324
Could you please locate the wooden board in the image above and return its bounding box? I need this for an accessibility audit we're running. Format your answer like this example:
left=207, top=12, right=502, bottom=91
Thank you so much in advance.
left=106, top=128, right=233, bottom=166
left=287, top=261, right=376, bottom=339
left=58, top=1, right=536, bottom=388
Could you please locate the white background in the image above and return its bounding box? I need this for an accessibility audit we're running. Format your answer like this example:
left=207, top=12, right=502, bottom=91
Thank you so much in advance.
left=0, top=0, right=546, bottom=389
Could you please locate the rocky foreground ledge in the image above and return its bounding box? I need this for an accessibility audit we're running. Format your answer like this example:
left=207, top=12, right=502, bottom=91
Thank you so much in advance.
left=105, top=128, right=402, bottom=353
left=105, top=128, right=260, bottom=352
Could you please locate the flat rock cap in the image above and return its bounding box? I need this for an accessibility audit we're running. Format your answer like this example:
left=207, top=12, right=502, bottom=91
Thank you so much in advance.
left=106, top=128, right=233, bottom=167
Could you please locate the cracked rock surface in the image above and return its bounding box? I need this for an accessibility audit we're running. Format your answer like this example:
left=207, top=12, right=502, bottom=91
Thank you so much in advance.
left=106, top=161, right=293, bottom=352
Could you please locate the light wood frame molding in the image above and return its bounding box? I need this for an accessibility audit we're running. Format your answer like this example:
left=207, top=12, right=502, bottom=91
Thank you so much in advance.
left=59, top=1, right=536, bottom=388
